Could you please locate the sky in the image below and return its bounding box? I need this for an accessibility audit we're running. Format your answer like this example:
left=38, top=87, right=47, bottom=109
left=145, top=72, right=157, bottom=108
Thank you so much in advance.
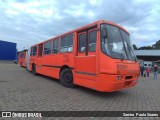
left=0, top=0, right=160, bottom=51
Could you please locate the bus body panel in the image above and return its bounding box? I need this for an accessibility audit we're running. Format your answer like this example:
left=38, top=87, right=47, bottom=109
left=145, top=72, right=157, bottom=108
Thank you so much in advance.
left=97, top=74, right=138, bottom=92
left=75, top=56, right=96, bottom=76
left=74, top=56, right=97, bottom=89
left=18, top=50, right=27, bottom=67
left=99, top=52, right=140, bottom=75
left=24, top=20, right=140, bottom=92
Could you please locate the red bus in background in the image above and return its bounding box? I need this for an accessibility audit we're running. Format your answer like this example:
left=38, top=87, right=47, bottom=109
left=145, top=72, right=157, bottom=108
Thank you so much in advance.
left=18, top=50, right=28, bottom=67
left=25, top=20, right=140, bottom=92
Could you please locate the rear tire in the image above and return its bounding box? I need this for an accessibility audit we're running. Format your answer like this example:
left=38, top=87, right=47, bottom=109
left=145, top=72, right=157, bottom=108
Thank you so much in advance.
left=32, top=64, right=37, bottom=75
left=60, top=68, right=76, bottom=88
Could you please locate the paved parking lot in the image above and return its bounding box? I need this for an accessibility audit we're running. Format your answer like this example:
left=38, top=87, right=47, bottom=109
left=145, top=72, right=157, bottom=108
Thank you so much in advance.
left=0, top=62, right=160, bottom=119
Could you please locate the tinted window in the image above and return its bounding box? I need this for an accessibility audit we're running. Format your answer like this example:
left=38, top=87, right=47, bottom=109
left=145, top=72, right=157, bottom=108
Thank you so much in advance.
left=53, top=39, right=59, bottom=54
left=60, top=36, right=66, bottom=48
left=38, top=45, right=43, bottom=57
left=67, top=34, right=74, bottom=52
left=89, top=30, right=97, bottom=52
left=31, top=46, right=37, bottom=56
left=44, top=41, right=52, bottom=54
left=60, top=33, right=74, bottom=53
left=79, top=33, right=86, bottom=52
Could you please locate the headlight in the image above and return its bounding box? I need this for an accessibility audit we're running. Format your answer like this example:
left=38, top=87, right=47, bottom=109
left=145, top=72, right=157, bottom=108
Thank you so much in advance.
left=135, top=75, right=139, bottom=78
left=116, top=76, right=122, bottom=80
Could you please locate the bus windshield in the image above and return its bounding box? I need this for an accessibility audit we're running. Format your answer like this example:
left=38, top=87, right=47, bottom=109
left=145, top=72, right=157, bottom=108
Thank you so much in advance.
left=101, top=24, right=136, bottom=61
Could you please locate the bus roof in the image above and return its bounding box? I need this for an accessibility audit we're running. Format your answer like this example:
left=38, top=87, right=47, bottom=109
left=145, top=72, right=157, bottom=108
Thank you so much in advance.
left=18, top=49, right=28, bottom=53
left=31, top=20, right=130, bottom=47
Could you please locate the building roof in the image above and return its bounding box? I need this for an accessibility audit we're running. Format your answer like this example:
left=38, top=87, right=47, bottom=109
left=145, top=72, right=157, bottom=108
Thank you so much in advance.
left=0, top=40, right=16, bottom=44
left=134, top=50, right=160, bottom=56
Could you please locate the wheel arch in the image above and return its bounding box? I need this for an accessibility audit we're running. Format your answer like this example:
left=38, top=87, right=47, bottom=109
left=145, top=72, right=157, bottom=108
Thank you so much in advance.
left=59, top=65, right=73, bottom=78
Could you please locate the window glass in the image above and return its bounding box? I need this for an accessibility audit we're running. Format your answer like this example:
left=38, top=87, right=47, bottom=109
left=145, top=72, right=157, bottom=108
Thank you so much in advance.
left=53, top=39, right=59, bottom=54
left=120, top=30, right=136, bottom=61
left=44, top=41, right=52, bottom=54
left=60, top=33, right=74, bottom=53
left=60, top=36, right=67, bottom=52
left=60, top=36, right=66, bottom=48
left=38, top=45, right=43, bottom=57
left=101, top=24, right=127, bottom=59
left=66, top=34, right=73, bottom=52
left=31, top=46, right=37, bottom=56
left=79, top=33, right=86, bottom=52
left=89, top=30, right=97, bottom=52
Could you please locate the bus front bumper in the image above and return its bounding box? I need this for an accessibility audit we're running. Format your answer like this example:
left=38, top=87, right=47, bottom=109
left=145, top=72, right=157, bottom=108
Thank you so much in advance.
left=97, top=74, right=139, bottom=92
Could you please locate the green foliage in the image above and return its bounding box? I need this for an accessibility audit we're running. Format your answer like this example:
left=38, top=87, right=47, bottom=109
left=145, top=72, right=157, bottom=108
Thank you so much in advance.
left=138, top=46, right=153, bottom=50
left=152, top=40, right=160, bottom=49
left=137, top=40, right=160, bottom=50
left=133, top=44, right=138, bottom=50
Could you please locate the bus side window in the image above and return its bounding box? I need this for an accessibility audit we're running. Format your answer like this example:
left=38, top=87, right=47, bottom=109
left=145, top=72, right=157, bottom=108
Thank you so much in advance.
left=66, top=34, right=73, bottom=52
left=89, top=30, right=97, bottom=52
left=60, top=36, right=67, bottom=53
left=60, top=33, right=74, bottom=53
left=44, top=41, right=52, bottom=55
left=79, top=33, right=86, bottom=53
left=53, top=39, right=59, bottom=54
left=38, top=44, right=43, bottom=57
left=31, top=46, right=37, bottom=56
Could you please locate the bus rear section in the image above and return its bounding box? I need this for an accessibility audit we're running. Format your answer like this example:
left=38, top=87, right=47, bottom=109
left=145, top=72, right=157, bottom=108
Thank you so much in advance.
left=26, top=48, right=31, bottom=70
left=26, top=20, right=140, bottom=92
left=18, top=50, right=28, bottom=67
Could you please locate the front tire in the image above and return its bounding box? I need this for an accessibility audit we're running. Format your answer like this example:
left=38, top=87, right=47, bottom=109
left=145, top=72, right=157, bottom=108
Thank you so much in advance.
left=60, top=68, right=76, bottom=88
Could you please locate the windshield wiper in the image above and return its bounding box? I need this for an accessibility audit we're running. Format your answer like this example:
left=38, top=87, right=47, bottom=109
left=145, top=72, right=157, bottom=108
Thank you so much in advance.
left=126, top=43, right=137, bottom=62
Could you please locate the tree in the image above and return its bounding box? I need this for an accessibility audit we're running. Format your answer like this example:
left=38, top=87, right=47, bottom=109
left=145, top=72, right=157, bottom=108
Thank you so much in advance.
left=138, top=46, right=153, bottom=50
left=133, top=44, right=138, bottom=50
left=152, top=40, right=160, bottom=49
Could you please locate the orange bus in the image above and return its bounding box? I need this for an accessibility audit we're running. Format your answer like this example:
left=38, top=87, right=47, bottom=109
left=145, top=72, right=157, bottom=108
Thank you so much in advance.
left=26, top=20, right=140, bottom=92
left=18, top=50, right=28, bottom=67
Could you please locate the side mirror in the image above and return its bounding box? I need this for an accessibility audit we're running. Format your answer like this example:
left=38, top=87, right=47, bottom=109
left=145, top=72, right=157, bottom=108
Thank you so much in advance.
left=102, top=28, right=107, bottom=38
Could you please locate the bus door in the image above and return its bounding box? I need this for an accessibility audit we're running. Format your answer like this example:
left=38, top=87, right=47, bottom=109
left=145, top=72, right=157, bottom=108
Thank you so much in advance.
left=37, top=44, right=43, bottom=73
left=75, top=29, right=97, bottom=88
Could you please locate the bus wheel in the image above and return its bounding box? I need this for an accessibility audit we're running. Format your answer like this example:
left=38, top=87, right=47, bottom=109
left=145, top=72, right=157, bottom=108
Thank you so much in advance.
left=60, top=68, right=76, bottom=88
left=32, top=64, right=37, bottom=75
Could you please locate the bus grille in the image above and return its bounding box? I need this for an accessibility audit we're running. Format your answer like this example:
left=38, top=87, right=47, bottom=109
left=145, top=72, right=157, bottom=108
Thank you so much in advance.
left=125, top=76, right=133, bottom=80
